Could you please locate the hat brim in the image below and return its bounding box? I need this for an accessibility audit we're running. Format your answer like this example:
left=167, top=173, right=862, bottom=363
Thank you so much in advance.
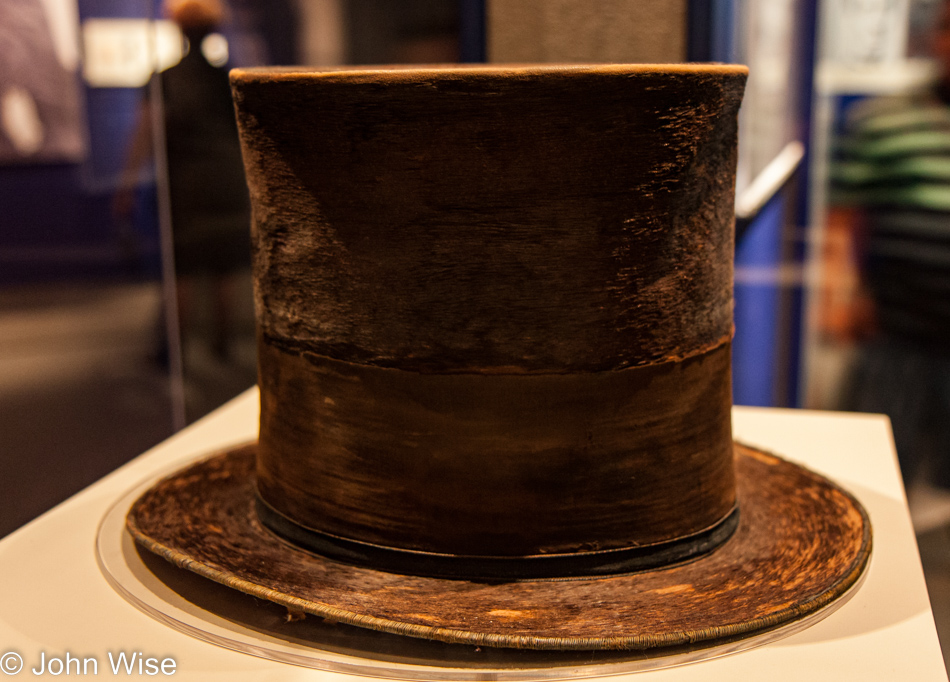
left=127, top=442, right=871, bottom=652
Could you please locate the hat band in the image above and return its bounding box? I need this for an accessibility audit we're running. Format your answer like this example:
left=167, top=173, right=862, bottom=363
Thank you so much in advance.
left=254, top=494, right=740, bottom=581
left=256, top=339, right=736, bottom=558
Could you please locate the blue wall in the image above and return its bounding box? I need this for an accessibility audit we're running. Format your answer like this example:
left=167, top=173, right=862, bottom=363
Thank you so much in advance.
left=733, top=196, right=787, bottom=406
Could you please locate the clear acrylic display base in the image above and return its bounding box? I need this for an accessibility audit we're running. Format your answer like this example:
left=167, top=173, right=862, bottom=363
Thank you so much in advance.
left=96, top=462, right=864, bottom=681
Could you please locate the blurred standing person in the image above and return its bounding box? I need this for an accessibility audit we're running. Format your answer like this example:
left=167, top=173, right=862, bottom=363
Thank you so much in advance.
left=116, top=0, right=251, bottom=364
left=829, top=1, right=950, bottom=499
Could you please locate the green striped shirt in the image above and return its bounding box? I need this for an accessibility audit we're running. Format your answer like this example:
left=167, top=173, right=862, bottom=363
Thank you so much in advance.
left=831, top=93, right=950, bottom=348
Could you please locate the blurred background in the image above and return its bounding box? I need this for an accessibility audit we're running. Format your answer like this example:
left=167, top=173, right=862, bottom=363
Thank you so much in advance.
left=2, top=0, right=950, bottom=664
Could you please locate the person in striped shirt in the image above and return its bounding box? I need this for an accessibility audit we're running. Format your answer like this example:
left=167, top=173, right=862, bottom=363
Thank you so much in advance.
left=829, top=3, right=950, bottom=491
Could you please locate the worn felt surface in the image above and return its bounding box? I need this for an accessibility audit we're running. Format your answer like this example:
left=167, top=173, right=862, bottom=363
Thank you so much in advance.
left=128, top=443, right=871, bottom=650
left=230, top=65, right=746, bottom=373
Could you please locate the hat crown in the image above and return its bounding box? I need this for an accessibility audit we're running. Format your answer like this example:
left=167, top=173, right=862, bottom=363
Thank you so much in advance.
left=231, top=64, right=747, bottom=579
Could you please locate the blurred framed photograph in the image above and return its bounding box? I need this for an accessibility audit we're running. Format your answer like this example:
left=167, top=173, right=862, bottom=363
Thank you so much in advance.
left=0, top=0, right=85, bottom=164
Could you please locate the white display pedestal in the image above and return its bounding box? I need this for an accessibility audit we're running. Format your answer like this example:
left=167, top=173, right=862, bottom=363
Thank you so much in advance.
left=0, top=389, right=946, bottom=680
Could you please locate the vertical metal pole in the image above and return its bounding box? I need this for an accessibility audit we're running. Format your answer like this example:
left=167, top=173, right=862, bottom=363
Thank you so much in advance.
left=148, top=23, right=187, bottom=431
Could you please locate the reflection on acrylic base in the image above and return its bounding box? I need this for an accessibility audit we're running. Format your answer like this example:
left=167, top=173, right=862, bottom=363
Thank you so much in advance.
left=96, top=460, right=867, bottom=681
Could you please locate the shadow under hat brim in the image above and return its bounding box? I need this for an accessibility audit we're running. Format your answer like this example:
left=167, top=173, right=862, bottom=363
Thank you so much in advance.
left=126, top=442, right=871, bottom=652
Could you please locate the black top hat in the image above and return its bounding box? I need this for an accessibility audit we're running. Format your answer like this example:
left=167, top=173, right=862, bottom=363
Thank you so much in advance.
left=128, top=64, right=870, bottom=652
